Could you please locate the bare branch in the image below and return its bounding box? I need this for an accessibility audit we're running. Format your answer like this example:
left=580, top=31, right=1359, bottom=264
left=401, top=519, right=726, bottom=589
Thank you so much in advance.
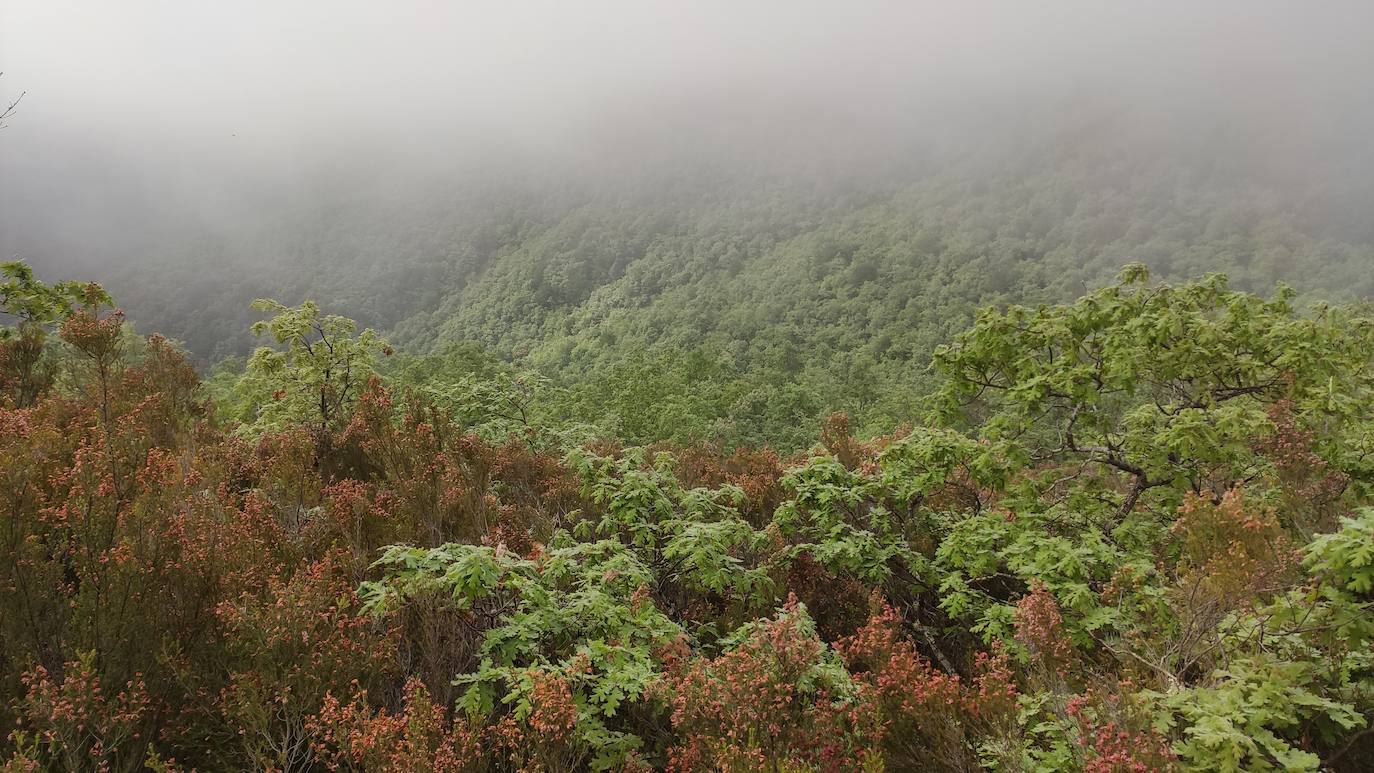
left=0, top=74, right=25, bottom=129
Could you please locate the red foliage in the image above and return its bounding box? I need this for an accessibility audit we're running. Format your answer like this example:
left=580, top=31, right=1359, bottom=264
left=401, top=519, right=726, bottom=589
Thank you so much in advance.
left=1172, top=488, right=1300, bottom=600
left=309, top=678, right=483, bottom=772
left=1253, top=399, right=1348, bottom=533
left=0, top=325, right=54, bottom=407
left=839, top=601, right=1018, bottom=769
left=785, top=553, right=873, bottom=640
left=1014, top=582, right=1075, bottom=677
left=215, top=552, right=397, bottom=770
left=526, top=671, right=577, bottom=742
left=334, top=378, right=579, bottom=552
left=9, top=654, right=151, bottom=772
left=662, top=442, right=788, bottom=526
left=1065, top=691, right=1177, bottom=773
left=662, top=597, right=882, bottom=772
left=819, top=412, right=873, bottom=472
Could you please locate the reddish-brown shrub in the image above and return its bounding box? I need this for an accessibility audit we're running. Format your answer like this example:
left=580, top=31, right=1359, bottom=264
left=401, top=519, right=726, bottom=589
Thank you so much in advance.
left=839, top=601, right=1017, bottom=769
left=309, top=678, right=483, bottom=772
left=1253, top=400, right=1348, bottom=535
left=662, top=597, right=882, bottom=772
left=8, top=653, right=151, bottom=772
left=216, top=553, right=396, bottom=770
left=1014, top=582, right=1075, bottom=679
left=1065, top=691, right=1177, bottom=773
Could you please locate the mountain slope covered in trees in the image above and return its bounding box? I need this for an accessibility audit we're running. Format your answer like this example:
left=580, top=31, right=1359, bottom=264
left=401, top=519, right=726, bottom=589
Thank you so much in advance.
left=54, top=125, right=1373, bottom=450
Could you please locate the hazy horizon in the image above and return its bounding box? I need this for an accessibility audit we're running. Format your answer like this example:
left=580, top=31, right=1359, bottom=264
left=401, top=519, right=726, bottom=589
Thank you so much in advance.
left=5, top=2, right=1374, bottom=258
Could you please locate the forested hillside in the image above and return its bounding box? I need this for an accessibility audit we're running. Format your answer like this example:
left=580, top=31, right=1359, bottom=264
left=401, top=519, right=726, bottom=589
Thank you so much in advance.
left=15, top=122, right=1368, bottom=451
left=3, top=261, right=1374, bottom=771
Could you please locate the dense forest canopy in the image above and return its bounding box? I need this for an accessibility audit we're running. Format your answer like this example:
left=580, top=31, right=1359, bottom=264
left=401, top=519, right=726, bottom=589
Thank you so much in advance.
left=8, top=120, right=1374, bottom=450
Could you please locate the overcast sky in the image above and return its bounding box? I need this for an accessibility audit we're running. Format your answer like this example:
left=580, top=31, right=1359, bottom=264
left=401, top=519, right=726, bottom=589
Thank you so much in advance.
left=5, top=1, right=1372, bottom=163
left=3, top=1, right=1373, bottom=268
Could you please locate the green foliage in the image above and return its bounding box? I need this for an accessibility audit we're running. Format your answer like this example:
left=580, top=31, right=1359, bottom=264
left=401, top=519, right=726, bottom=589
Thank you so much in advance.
left=774, top=454, right=924, bottom=586
left=1151, top=656, right=1365, bottom=772
left=0, top=261, right=106, bottom=330
left=83, top=136, right=1374, bottom=451
left=234, top=298, right=387, bottom=435
left=931, top=265, right=1374, bottom=510
left=0, top=261, right=113, bottom=406
left=362, top=540, right=682, bottom=768
left=569, top=447, right=773, bottom=610
left=1307, top=508, right=1374, bottom=596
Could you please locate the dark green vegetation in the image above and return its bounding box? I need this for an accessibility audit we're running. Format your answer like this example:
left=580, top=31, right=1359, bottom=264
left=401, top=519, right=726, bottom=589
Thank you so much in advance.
left=3, top=259, right=1374, bottom=771
left=57, top=128, right=1374, bottom=452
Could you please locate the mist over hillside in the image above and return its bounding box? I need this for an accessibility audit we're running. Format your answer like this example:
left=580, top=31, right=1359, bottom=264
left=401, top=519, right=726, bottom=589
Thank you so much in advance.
left=6, top=2, right=1374, bottom=446
left=4, top=3, right=1374, bottom=345
left=6, top=103, right=1374, bottom=369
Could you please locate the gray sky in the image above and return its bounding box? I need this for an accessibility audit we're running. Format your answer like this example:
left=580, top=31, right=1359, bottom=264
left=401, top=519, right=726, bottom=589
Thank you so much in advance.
left=3, top=1, right=1373, bottom=267
left=5, top=1, right=1371, bottom=162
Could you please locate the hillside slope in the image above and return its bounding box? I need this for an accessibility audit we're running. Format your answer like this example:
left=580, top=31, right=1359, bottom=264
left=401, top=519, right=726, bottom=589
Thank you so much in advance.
left=27, top=129, right=1374, bottom=447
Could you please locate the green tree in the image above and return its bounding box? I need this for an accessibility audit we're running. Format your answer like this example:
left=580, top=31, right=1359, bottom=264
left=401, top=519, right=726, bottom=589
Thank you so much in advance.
left=0, top=261, right=110, bottom=406
left=929, top=264, right=1374, bottom=519
left=237, top=299, right=387, bottom=440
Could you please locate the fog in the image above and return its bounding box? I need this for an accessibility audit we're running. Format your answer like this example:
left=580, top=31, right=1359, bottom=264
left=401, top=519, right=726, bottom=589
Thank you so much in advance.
left=2, top=1, right=1373, bottom=277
